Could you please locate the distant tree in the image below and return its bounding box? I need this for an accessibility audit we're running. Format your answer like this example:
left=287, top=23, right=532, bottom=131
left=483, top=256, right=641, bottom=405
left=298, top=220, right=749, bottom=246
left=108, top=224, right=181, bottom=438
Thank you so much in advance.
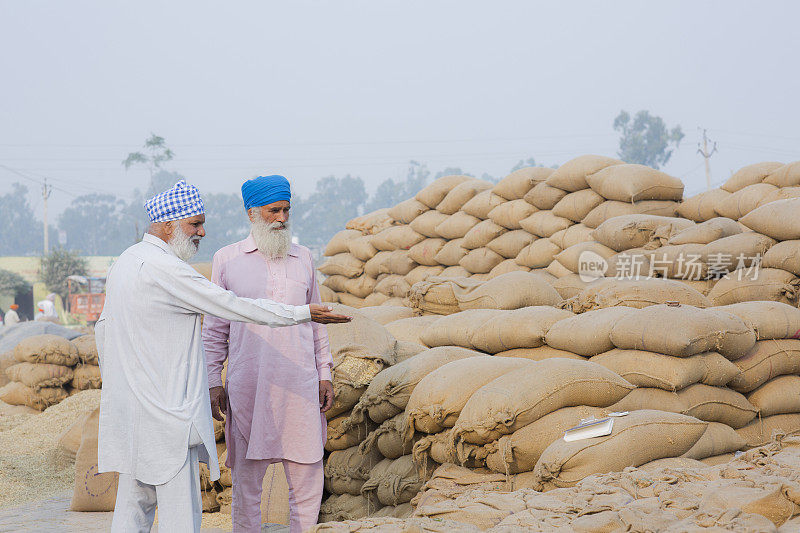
left=122, top=133, right=175, bottom=177
left=510, top=158, right=538, bottom=172
left=293, top=175, right=368, bottom=250
left=194, top=192, right=250, bottom=261
left=613, top=110, right=684, bottom=169
left=0, top=268, right=31, bottom=296
left=58, top=194, right=130, bottom=255
left=0, top=183, right=44, bottom=255
left=40, top=249, right=89, bottom=299
left=364, top=161, right=430, bottom=212
left=434, top=167, right=472, bottom=179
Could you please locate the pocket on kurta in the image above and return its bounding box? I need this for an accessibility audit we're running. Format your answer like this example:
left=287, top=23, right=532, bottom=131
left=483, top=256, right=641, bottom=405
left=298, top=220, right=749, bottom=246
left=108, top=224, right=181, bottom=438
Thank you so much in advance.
left=285, top=277, right=310, bottom=304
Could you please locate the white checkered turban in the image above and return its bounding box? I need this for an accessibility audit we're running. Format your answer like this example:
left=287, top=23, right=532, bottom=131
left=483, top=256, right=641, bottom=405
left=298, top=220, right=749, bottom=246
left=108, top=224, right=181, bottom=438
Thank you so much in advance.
left=144, top=180, right=205, bottom=223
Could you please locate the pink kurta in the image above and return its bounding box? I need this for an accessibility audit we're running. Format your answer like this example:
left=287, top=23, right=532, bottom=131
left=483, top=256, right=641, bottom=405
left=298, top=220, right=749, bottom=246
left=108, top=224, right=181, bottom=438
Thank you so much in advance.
left=203, top=236, right=332, bottom=465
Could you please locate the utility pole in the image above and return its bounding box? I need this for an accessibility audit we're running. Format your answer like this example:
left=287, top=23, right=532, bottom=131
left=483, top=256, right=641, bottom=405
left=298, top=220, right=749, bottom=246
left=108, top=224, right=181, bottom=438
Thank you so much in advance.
left=697, top=128, right=718, bottom=190
left=42, top=178, right=52, bottom=254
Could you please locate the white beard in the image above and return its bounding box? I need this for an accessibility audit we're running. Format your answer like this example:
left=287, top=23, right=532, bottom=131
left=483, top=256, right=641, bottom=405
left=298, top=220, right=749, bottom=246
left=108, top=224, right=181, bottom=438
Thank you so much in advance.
left=251, top=217, right=292, bottom=260
left=169, top=224, right=200, bottom=262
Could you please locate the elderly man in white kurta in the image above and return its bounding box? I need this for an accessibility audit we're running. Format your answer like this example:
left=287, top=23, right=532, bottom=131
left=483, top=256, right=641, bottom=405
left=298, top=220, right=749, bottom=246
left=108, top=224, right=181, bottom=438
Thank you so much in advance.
left=96, top=180, right=349, bottom=533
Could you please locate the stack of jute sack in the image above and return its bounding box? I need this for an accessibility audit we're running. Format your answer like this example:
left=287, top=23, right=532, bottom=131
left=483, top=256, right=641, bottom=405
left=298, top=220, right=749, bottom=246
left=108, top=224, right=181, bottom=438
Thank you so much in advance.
left=0, top=334, right=103, bottom=412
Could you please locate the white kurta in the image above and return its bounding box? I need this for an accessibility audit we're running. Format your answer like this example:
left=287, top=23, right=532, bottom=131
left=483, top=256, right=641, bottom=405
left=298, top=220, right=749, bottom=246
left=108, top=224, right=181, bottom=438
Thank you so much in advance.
left=96, top=233, right=311, bottom=485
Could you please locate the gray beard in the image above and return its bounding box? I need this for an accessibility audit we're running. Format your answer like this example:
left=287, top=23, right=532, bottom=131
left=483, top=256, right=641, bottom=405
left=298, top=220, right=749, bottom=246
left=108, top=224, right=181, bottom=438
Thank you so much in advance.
left=251, top=219, right=292, bottom=259
left=169, top=224, right=200, bottom=262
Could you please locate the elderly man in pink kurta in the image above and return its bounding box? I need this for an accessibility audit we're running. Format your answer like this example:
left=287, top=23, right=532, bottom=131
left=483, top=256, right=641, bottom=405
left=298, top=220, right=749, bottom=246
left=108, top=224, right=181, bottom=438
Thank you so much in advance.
left=203, top=175, right=333, bottom=533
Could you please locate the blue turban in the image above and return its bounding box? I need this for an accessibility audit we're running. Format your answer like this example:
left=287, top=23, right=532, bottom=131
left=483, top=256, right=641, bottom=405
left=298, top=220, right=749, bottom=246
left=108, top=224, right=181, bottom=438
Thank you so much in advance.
left=241, top=175, right=291, bottom=210
left=144, top=180, right=205, bottom=223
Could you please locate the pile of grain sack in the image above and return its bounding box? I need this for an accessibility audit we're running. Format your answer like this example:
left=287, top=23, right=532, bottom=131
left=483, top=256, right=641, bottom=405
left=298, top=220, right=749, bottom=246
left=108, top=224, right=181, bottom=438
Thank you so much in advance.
left=315, top=156, right=800, bottom=528
left=0, top=334, right=101, bottom=411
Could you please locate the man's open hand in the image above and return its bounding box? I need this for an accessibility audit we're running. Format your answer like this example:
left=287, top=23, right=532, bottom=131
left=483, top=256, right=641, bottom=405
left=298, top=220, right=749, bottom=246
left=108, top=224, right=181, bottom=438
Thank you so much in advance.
left=319, top=380, right=334, bottom=412
left=210, top=386, right=227, bottom=421
left=310, top=305, right=352, bottom=324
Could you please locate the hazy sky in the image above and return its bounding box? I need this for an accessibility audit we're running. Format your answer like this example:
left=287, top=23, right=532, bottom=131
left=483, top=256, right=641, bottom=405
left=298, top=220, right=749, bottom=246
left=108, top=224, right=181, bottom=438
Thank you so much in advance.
left=1, top=1, right=799, bottom=219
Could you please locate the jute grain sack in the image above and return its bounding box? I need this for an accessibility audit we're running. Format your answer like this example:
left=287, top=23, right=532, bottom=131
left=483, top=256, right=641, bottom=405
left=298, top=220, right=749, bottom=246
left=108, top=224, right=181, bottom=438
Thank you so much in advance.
left=469, top=306, right=574, bottom=354
left=361, top=455, right=426, bottom=506
left=681, top=422, right=746, bottom=460
left=407, top=239, right=445, bottom=266
left=515, top=239, right=561, bottom=269
left=72, top=364, right=102, bottom=390
left=717, top=301, right=800, bottom=340
left=590, top=350, right=739, bottom=391
left=763, top=161, right=800, bottom=188
left=549, top=224, right=595, bottom=250
left=494, top=346, right=585, bottom=360
left=673, top=278, right=717, bottom=297
left=383, top=225, right=425, bottom=251
left=591, top=214, right=695, bottom=252
left=545, top=155, right=624, bottom=192
left=323, top=274, right=350, bottom=293
left=488, top=259, right=530, bottom=278
left=487, top=199, right=536, bottom=230
left=433, top=212, right=480, bottom=240
left=545, top=307, right=634, bottom=356
left=415, top=175, right=473, bottom=208
left=493, top=167, right=554, bottom=200
left=714, top=183, right=779, bottom=220
left=565, top=278, right=711, bottom=313
left=394, top=341, right=426, bottom=363
left=728, top=339, right=800, bottom=393
left=0, top=381, right=66, bottom=410
left=605, top=248, right=653, bottom=279
left=722, top=162, right=784, bottom=192
left=388, top=198, right=429, bottom=224
left=583, top=200, right=679, bottom=229
left=410, top=210, right=450, bottom=238
left=676, top=189, right=733, bottom=222
left=436, top=179, right=493, bottom=215
left=353, top=346, right=483, bottom=424
left=71, top=408, right=119, bottom=511
left=337, top=293, right=366, bottom=308
left=373, top=274, right=409, bottom=298
left=412, top=428, right=488, bottom=471
left=609, top=304, right=755, bottom=359
left=739, top=198, right=800, bottom=241
left=554, top=241, right=616, bottom=274
left=318, top=493, right=381, bottom=522
left=386, top=250, right=417, bottom=276
left=5, top=362, right=73, bottom=390
left=524, top=181, right=568, bottom=210
left=646, top=243, right=707, bottom=279
left=703, top=232, right=776, bottom=271
left=385, top=316, right=441, bottom=345
left=459, top=248, right=505, bottom=274
left=736, top=413, right=800, bottom=448
left=551, top=275, right=593, bottom=300
left=73, top=335, right=99, bottom=365
left=326, top=414, right=377, bottom=452
left=358, top=305, right=415, bottom=325
left=407, top=276, right=476, bottom=315
left=461, top=190, right=505, bottom=219
left=370, top=228, right=396, bottom=251
left=484, top=406, right=609, bottom=474
left=609, top=384, right=757, bottom=428
left=348, top=235, right=378, bottom=262
left=667, top=217, right=742, bottom=245
left=14, top=334, right=79, bottom=366
left=453, top=358, right=634, bottom=444
left=586, top=164, right=684, bottom=202
left=344, top=275, right=378, bottom=298
left=519, top=211, right=573, bottom=238
left=762, top=240, right=800, bottom=276
left=324, top=445, right=384, bottom=495
left=325, top=229, right=363, bottom=256
left=486, top=230, right=533, bottom=259
left=359, top=413, right=417, bottom=459
left=747, top=375, right=800, bottom=417
left=454, top=271, right=563, bottom=310
left=545, top=260, right=573, bottom=279
left=432, top=239, right=467, bottom=267
left=550, top=189, right=604, bottom=223
left=420, top=309, right=503, bottom=350
left=346, top=208, right=393, bottom=234
left=318, top=253, right=365, bottom=278
left=533, top=410, right=707, bottom=490
left=403, top=357, right=533, bottom=437
left=462, top=220, right=507, bottom=249
left=707, top=268, right=800, bottom=307
left=405, top=265, right=445, bottom=287
left=57, top=411, right=92, bottom=460
left=759, top=185, right=800, bottom=206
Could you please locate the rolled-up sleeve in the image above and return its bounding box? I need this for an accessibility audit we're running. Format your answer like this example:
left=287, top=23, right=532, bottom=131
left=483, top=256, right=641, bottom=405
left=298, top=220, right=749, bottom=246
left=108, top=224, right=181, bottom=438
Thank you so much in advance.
left=308, top=257, right=333, bottom=382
